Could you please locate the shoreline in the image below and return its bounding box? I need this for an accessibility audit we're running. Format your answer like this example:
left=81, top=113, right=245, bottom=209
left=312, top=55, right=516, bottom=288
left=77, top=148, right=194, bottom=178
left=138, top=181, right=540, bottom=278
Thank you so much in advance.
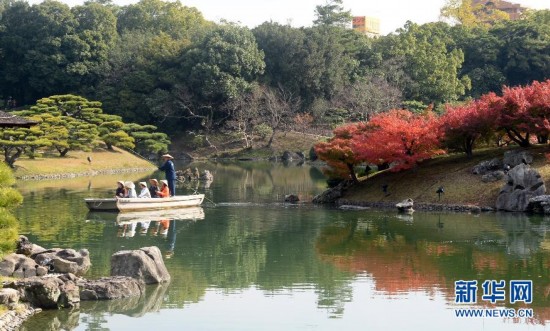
left=0, top=303, right=40, bottom=331
left=336, top=199, right=495, bottom=213
left=16, top=167, right=156, bottom=181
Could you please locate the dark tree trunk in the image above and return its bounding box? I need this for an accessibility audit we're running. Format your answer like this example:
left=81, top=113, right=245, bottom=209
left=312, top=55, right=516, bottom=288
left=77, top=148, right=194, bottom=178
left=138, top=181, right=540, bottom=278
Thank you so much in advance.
left=537, top=134, right=548, bottom=144
left=59, top=148, right=69, bottom=157
left=506, top=129, right=530, bottom=147
left=346, top=163, right=358, bottom=183
left=464, top=137, right=475, bottom=158
left=266, top=129, right=277, bottom=148
left=4, top=147, right=23, bottom=168
left=378, top=162, right=390, bottom=171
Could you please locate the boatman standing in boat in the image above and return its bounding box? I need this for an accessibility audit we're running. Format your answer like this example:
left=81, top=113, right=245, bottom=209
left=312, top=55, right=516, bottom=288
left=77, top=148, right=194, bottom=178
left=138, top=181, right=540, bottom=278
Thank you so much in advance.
left=159, top=154, right=176, bottom=196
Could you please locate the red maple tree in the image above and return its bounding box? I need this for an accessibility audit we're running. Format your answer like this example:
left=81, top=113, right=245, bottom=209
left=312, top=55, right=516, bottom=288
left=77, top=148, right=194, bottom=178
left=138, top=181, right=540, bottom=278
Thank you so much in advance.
left=314, top=123, right=368, bottom=182
left=526, top=80, right=550, bottom=143
left=354, top=109, right=444, bottom=172
left=496, top=85, right=534, bottom=147
left=440, top=100, right=497, bottom=157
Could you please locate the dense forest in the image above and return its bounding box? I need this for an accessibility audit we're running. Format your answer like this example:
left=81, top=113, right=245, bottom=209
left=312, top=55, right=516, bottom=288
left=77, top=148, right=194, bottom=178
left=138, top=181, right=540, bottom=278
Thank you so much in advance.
left=0, top=0, right=549, bottom=141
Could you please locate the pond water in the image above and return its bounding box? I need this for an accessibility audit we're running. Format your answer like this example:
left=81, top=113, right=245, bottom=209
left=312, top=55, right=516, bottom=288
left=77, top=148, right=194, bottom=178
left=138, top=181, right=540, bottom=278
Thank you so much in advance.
left=12, top=161, right=550, bottom=330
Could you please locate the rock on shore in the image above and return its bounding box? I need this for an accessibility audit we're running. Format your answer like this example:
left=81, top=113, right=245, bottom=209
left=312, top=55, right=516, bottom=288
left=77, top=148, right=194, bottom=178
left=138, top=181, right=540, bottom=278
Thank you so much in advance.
left=496, top=163, right=546, bottom=212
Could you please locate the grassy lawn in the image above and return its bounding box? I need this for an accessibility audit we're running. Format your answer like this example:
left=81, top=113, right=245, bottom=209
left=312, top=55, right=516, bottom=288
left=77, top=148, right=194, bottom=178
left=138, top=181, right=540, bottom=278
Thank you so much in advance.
left=12, top=147, right=156, bottom=178
left=342, top=146, right=550, bottom=207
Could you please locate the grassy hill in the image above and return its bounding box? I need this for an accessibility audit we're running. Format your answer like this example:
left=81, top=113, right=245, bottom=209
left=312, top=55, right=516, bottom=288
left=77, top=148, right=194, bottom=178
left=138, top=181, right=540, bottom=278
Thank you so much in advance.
left=340, top=146, right=550, bottom=208
left=12, top=147, right=156, bottom=178
left=170, top=131, right=326, bottom=159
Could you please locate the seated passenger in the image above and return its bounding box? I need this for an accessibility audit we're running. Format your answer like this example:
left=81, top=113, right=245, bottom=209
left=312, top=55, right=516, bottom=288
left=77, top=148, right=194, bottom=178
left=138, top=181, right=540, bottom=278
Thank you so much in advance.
left=124, top=181, right=137, bottom=198
left=115, top=180, right=126, bottom=198
left=138, top=182, right=151, bottom=198
left=149, top=179, right=159, bottom=198
left=157, top=180, right=170, bottom=198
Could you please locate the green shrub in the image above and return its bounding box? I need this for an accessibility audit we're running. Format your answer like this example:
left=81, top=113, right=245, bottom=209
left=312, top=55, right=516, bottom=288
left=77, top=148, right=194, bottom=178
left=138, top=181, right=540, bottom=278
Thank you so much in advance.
left=0, top=163, right=22, bottom=258
left=191, top=135, right=206, bottom=148
left=253, top=123, right=273, bottom=140
left=0, top=211, right=18, bottom=257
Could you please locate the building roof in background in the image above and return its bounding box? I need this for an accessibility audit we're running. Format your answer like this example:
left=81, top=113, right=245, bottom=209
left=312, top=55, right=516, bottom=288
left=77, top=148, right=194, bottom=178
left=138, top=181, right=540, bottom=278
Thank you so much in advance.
left=0, top=110, right=36, bottom=128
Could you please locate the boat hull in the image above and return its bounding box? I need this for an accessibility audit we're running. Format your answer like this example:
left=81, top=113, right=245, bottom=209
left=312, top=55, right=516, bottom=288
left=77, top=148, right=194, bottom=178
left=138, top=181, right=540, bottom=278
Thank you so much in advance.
left=85, top=198, right=118, bottom=211
left=85, top=194, right=205, bottom=212
left=116, top=194, right=205, bottom=212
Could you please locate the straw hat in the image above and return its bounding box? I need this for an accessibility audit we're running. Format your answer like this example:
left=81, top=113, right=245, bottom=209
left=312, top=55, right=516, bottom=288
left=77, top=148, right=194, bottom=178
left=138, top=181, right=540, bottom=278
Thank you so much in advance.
left=161, top=154, right=174, bottom=159
left=160, top=179, right=168, bottom=186
left=124, top=181, right=135, bottom=189
left=139, top=182, right=147, bottom=187
left=117, top=180, right=124, bottom=186
left=149, top=178, right=158, bottom=184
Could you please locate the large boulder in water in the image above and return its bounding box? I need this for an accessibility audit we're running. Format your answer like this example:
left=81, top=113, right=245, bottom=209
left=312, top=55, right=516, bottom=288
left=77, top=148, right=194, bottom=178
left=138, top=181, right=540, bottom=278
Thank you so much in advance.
left=110, top=246, right=170, bottom=284
left=78, top=276, right=145, bottom=300
left=496, top=164, right=546, bottom=212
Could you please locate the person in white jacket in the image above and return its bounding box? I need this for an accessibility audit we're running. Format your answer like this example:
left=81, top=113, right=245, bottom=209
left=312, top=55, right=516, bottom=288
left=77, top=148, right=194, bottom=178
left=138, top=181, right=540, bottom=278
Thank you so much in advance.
left=138, top=182, right=151, bottom=198
left=124, top=181, right=137, bottom=198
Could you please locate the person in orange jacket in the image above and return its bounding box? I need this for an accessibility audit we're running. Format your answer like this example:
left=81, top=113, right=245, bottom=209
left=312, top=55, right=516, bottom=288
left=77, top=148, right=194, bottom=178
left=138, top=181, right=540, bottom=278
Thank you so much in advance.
left=157, top=180, right=170, bottom=198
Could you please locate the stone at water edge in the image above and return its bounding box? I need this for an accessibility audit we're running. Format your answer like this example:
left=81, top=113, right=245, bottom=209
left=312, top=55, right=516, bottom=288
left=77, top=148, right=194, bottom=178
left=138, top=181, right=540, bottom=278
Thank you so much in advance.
left=284, top=194, right=299, bottom=203
left=312, top=180, right=353, bottom=204
left=110, top=246, right=171, bottom=284
left=527, top=195, right=550, bottom=215
left=396, top=198, right=415, bottom=213
left=78, top=276, right=145, bottom=300
left=3, top=275, right=80, bottom=309
left=281, top=151, right=305, bottom=161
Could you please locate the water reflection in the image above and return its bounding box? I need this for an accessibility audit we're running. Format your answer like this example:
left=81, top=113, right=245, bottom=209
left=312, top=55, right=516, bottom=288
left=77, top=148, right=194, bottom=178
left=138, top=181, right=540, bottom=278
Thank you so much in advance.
left=14, top=162, right=550, bottom=329
left=19, top=283, right=170, bottom=331
left=315, top=211, right=550, bottom=323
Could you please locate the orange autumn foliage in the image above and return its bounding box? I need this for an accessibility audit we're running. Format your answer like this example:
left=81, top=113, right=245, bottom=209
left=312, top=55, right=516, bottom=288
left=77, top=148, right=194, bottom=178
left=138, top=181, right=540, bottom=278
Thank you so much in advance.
left=314, top=123, right=368, bottom=182
left=354, top=109, right=445, bottom=172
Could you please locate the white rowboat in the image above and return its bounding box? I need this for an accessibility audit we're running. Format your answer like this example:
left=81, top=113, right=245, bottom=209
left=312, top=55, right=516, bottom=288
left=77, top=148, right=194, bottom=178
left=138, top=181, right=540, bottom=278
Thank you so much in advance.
left=85, top=194, right=205, bottom=212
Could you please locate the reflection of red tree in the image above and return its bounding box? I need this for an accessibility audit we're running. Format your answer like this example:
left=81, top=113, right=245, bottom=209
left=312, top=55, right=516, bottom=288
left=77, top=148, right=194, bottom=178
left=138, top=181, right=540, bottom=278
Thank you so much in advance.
left=318, top=240, right=446, bottom=294
left=472, top=251, right=507, bottom=272
left=423, top=242, right=458, bottom=256
left=317, top=231, right=548, bottom=325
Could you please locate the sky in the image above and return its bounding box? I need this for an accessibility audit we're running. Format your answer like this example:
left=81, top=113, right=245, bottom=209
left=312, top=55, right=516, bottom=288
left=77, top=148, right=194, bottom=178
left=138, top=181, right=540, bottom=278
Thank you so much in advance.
left=27, top=0, right=550, bottom=35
